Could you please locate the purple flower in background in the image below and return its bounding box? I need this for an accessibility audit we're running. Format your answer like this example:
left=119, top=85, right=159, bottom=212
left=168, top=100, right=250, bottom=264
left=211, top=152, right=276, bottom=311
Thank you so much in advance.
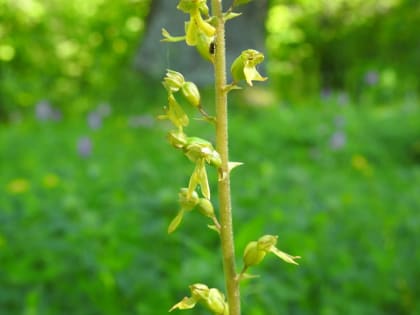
left=334, top=115, right=346, bottom=128
left=97, top=102, right=111, bottom=117
left=87, top=111, right=102, bottom=130
left=35, top=100, right=62, bottom=122
left=321, top=87, right=332, bottom=100
left=86, top=102, right=112, bottom=130
left=51, top=109, right=62, bottom=121
left=128, top=114, right=155, bottom=128
left=329, top=131, right=346, bottom=150
left=77, top=137, right=92, bottom=157
left=337, top=92, right=349, bottom=106
left=364, top=70, right=379, bottom=86
left=35, top=100, right=53, bottom=121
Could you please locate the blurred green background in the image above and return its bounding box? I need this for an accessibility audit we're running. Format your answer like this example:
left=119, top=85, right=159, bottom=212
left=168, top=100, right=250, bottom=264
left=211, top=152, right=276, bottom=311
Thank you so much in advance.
left=1, top=0, right=419, bottom=314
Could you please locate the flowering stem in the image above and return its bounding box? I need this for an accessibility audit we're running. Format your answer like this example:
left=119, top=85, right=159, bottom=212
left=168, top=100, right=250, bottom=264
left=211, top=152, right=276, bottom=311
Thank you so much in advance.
left=211, top=1, right=241, bottom=314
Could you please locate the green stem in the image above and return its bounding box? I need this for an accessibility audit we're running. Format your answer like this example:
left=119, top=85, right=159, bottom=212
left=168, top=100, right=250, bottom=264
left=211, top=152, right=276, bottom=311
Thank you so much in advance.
left=211, top=1, right=241, bottom=315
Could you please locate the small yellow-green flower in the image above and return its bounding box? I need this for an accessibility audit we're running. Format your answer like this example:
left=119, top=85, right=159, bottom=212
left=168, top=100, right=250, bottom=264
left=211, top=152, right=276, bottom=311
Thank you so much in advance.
left=188, top=158, right=210, bottom=199
left=158, top=94, right=189, bottom=130
left=163, top=69, right=185, bottom=92
left=242, top=234, right=301, bottom=272
left=183, top=137, right=221, bottom=168
left=177, top=0, right=215, bottom=47
left=170, top=283, right=228, bottom=315
left=231, top=49, right=267, bottom=86
left=6, top=178, right=30, bottom=194
left=168, top=188, right=200, bottom=234
left=42, top=173, right=60, bottom=189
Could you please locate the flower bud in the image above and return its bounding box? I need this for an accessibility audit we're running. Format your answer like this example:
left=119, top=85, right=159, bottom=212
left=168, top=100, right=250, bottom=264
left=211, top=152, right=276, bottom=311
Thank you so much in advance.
left=179, top=188, right=199, bottom=211
left=243, top=241, right=266, bottom=268
left=257, top=234, right=278, bottom=252
left=196, top=198, right=214, bottom=218
left=177, top=0, right=202, bottom=13
left=205, top=288, right=227, bottom=315
left=163, top=69, right=185, bottom=92
left=182, top=81, right=201, bottom=107
left=184, top=137, right=220, bottom=167
left=199, top=1, right=209, bottom=17
left=190, top=283, right=210, bottom=300
left=167, top=130, right=187, bottom=149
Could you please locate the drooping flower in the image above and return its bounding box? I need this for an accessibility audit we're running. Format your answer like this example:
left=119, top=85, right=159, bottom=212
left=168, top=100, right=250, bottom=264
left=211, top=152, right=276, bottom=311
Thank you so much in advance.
left=242, top=235, right=300, bottom=274
left=158, top=94, right=189, bottom=130
left=170, top=283, right=228, bottom=315
left=231, top=49, right=267, bottom=86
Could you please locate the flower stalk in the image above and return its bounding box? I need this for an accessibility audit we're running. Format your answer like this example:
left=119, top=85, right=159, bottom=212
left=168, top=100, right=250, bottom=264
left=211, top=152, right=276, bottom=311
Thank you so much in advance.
left=160, top=1, right=300, bottom=314
left=211, top=1, right=241, bottom=315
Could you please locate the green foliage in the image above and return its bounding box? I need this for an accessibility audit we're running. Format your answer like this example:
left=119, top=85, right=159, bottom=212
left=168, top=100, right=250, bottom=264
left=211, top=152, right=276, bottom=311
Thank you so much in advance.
left=266, top=0, right=420, bottom=102
left=0, top=0, right=150, bottom=115
left=1, top=98, right=419, bottom=314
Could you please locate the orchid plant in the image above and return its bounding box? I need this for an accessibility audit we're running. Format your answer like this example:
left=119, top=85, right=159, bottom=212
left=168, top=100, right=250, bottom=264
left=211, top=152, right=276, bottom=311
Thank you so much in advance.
left=158, top=1, right=300, bottom=314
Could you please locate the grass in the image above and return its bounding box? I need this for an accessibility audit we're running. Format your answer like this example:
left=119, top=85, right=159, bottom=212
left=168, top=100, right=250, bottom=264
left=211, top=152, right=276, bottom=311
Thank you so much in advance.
left=0, top=96, right=419, bottom=315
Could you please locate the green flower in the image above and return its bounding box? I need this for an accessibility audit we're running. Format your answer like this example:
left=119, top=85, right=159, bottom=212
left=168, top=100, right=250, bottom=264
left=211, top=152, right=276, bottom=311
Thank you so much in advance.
left=168, top=188, right=200, bottom=234
left=178, top=0, right=215, bottom=46
left=170, top=283, right=228, bottom=315
left=188, top=158, right=210, bottom=199
left=159, top=94, right=189, bottom=130
left=163, top=69, right=185, bottom=92
left=231, top=49, right=267, bottom=86
left=242, top=234, right=301, bottom=271
left=184, top=137, right=221, bottom=168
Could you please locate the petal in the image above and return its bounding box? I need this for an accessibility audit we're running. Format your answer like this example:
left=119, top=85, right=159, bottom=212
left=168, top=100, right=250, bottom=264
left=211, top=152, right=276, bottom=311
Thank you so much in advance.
left=243, top=65, right=267, bottom=86
left=169, top=296, right=197, bottom=311
left=270, top=247, right=301, bottom=265
left=197, top=160, right=210, bottom=199
left=168, top=94, right=189, bottom=127
left=168, top=209, right=185, bottom=234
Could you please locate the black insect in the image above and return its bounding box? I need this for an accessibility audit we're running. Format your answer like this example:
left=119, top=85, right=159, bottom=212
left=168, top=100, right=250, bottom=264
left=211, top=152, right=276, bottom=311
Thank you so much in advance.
left=209, top=41, right=215, bottom=55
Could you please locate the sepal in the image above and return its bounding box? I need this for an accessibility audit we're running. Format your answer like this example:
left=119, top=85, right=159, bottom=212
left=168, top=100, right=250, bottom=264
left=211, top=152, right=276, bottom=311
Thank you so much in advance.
left=161, top=28, right=186, bottom=43
left=187, top=159, right=210, bottom=199
left=223, top=11, right=242, bottom=22
left=168, top=209, right=185, bottom=234
left=166, top=94, right=189, bottom=128
left=169, top=296, right=197, bottom=311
